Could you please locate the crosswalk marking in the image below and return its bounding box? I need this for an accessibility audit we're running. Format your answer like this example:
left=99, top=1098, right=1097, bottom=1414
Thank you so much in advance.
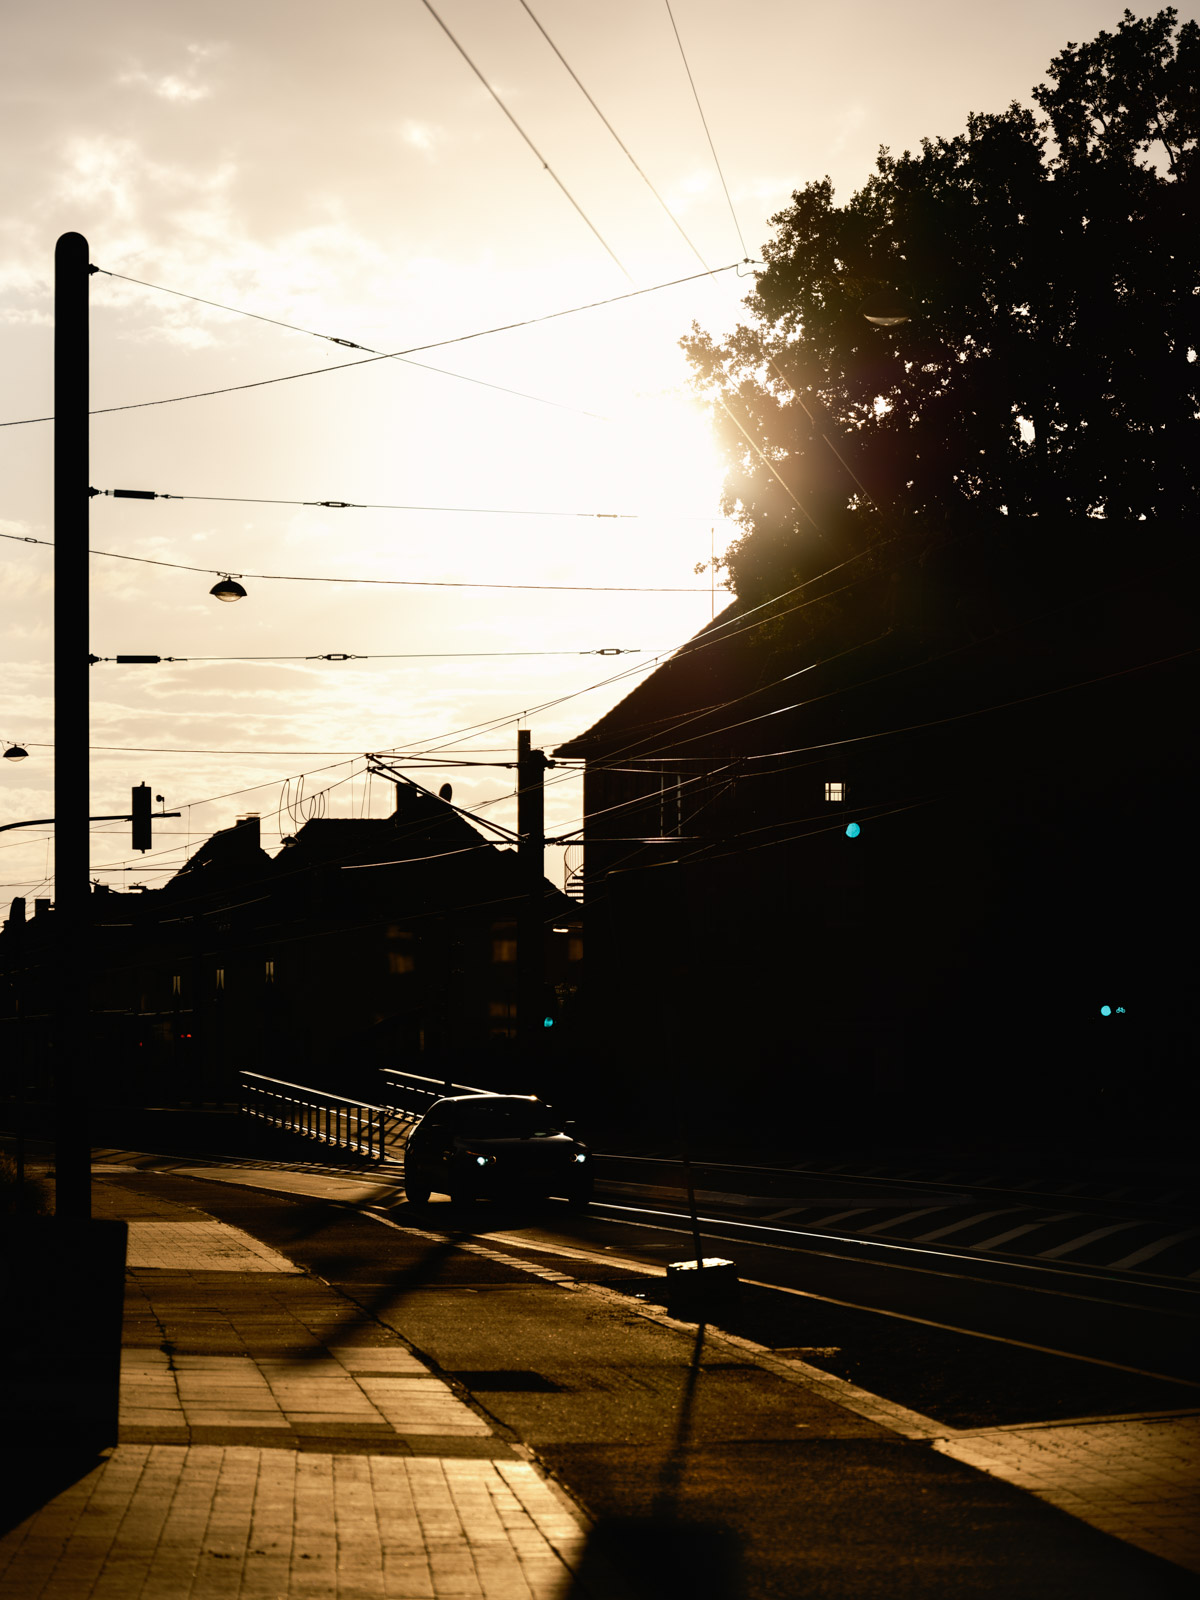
left=1108, top=1227, right=1200, bottom=1271
left=857, top=1206, right=946, bottom=1235
left=972, top=1213, right=1077, bottom=1251
left=1038, top=1220, right=1144, bottom=1260
left=913, top=1208, right=1020, bottom=1244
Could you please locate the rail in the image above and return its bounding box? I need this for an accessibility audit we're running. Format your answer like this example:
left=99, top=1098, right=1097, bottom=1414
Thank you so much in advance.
left=239, top=1071, right=395, bottom=1160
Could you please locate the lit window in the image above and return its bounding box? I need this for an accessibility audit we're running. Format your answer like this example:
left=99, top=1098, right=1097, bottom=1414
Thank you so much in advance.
left=492, top=938, right=518, bottom=963
left=215, top=968, right=225, bottom=990
left=388, top=951, right=415, bottom=975
left=171, top=974, right=181, bottom=996
left=488, top=1001, right=513, bottom=1019
left=825, top=781, right=845, bottom=803
left=568, top=937, right=583, bottom=963
left=264, top=960, right=275, bottom=983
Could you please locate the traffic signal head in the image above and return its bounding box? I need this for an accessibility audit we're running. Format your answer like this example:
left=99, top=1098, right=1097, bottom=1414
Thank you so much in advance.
left=131, top=784, right=152, bottom=851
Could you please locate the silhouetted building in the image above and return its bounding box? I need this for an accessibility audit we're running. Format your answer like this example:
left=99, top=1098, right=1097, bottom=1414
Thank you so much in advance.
left=0, top=781, right=582, bottom=1111
left=555, top=516, right=1199, bottom=1149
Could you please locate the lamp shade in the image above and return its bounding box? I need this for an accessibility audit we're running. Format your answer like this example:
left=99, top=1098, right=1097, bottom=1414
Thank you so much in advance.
left=861, top=292, right=912, bottom=326
left=3, top=744, right=29, bottom=762
left=210, top=577, right=247, bottom=602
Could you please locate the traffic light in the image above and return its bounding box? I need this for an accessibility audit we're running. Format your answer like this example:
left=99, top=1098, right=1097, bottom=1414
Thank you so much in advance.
left=131, top=784, right=152, bottom=851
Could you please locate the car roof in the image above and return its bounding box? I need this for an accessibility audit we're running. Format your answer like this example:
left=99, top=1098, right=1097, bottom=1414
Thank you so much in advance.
left=424, top=1093, right=541, bottom=1114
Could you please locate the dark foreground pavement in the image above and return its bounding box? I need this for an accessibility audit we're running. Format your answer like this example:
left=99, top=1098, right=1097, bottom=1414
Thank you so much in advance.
left=2, top=1159, right=1196, bottom=1599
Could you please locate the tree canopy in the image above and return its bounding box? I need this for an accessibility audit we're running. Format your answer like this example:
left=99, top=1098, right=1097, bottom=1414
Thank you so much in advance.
left=684, top=9, right=1199, bottom=604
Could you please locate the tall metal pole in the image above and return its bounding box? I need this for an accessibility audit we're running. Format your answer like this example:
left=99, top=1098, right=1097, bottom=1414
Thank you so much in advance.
left=516, top=730, right=547, bottom=1074
left=53, top=231, right=92, bottom=1218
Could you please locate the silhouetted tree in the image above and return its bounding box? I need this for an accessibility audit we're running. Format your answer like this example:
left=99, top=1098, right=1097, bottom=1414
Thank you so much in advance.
left=684, top=9, right=1199, bottom=603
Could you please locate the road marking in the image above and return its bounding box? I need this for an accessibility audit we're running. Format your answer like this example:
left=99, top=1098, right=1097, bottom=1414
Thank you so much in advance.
left=913, top=1208, right=1022, bottom=1243
left=1109, top=1227, right=1200, bottom=1272
left=1039, top=1220, right=1145, bottom=1260
left=973, top=1214, right=1077, bottom=1251
left=734, top=1277, right=1200, bottom=1388
left=858, top=1206, right=946, bottom=1235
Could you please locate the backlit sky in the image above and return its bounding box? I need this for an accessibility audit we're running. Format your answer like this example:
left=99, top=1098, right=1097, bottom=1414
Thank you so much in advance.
left=0, top=0, right=1176, bottom=896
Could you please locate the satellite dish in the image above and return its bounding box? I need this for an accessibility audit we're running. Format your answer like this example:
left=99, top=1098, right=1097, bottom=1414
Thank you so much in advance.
left=439, top=783, right=453, bottom=802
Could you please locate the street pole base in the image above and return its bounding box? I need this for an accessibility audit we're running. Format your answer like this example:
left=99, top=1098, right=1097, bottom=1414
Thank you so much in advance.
left=666, top=1256, right=739, bottom=1321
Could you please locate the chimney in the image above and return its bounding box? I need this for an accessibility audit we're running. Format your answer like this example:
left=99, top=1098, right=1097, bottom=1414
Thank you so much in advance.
left=235, top=813, right=261, bottom=847
left=34, top=897, right=51, bottom=918
left=9, top=897, right=25, bottom=925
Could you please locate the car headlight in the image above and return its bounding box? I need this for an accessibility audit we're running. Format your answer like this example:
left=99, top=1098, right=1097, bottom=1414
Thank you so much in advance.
left=573, top=1152, right=588, bottom=1164
left=463, top=1149, right=496, bottom=1167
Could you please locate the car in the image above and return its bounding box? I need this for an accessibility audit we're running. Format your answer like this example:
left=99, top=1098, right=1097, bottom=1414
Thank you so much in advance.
left=402, top=1093, right=593, bottom=1208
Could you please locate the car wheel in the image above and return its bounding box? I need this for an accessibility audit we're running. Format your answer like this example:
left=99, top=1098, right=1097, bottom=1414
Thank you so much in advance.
left=405, top=1179, right=431, bottom=1205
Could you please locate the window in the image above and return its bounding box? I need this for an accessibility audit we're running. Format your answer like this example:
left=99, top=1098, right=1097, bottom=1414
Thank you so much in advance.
left=491, top=924, right=518, bottom=963
left=568, top=937, right=583, bottom=963
left=215, top=968, right=225, bottom=990
left=171, top=974, right=181, bottom=996
left=264, top=960, right=275, bottom=984
left=388, top=951, right=415, bottom=975
left=825, top=781, right=846, bottom=803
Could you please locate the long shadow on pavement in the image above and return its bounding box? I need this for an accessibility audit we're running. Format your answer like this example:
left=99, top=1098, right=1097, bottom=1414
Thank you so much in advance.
left=563, top=1319, right=746, bottom=1600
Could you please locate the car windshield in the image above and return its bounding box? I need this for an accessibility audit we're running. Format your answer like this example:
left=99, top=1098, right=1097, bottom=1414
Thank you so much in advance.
left=451, top=1099, right=563, bottom=1139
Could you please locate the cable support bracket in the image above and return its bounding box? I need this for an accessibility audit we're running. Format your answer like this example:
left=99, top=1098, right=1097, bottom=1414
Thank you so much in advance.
left=308, top=652, right=363, bottom=661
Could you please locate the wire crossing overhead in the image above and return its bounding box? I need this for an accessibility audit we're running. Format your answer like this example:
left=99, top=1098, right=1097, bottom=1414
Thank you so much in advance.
left=1, top=264, right=741, bottom=430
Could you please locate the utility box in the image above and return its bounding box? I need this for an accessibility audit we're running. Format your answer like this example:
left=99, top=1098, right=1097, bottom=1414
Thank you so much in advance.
left=666, top=1256, right=739, bottom=1321
left=0, top=1218, right=128, bottom=1451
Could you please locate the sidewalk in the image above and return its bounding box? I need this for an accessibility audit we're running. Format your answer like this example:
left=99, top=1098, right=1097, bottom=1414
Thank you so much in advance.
left=0, top=1166, right=610, bottom=1600
left=1, top=1156, right=1197, bottom=1598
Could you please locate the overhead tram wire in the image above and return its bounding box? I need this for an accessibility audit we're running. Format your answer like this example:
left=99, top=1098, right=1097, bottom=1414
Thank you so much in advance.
left=416, top=0, right=632, bottom=285
left=509, top=2, right=828, bottom=539
left=38, top=523, right=999, bottom=880
left=2, top=530, right=708, bottom=593
left=662, top=0, right=750, bottom=260
left=0, top=265, right=741, bottom=430
left=90, top=488, right=651, bottom=519
left=88, top=648, right=646, bottom=664
left=519, top=1, right=910, bottom=548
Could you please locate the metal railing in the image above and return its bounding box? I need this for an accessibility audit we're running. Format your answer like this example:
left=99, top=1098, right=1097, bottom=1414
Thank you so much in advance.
left=239, top=1071, right=396, bottom=1161
left=379, top=1066, right=506, bottom=1125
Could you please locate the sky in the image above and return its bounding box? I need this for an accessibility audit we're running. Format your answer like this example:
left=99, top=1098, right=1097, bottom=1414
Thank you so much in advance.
left=1, top=0, right=1182, bottom=899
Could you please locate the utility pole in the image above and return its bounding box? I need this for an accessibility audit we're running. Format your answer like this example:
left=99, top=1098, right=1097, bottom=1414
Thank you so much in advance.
left=516, top=730, right=548, bottom=1073
left=53, top=231, right=92, bottom=1218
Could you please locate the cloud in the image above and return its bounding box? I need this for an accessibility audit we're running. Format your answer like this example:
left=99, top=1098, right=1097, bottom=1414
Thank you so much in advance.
left=400, top=120, right=443, bottom=158
left=117, top=41, right=221, bottom=105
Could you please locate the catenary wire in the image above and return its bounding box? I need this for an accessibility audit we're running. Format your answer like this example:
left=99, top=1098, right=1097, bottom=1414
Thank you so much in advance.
left=515, top=0, right=718, bottom=271
left=417, top=0, right=632, bottom=283
left=88, top=649, right=646, bottom=663
left=1, top=530, right=708, bottom=592
left=663, top=0, right=750, bottom=259
left=0, top=265, right=739, bottom=429
left=92, top=489, right=647, bottom=518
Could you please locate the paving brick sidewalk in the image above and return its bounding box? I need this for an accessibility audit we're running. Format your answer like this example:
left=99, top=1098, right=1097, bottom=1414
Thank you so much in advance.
left=0, top=1174, right=622, bottom=1599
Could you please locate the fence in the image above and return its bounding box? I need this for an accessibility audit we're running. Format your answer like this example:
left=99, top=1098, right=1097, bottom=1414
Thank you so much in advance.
left=379, top=1066, right=499, bottom=1124
left=239, top=1071, right=396, bottom=1161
